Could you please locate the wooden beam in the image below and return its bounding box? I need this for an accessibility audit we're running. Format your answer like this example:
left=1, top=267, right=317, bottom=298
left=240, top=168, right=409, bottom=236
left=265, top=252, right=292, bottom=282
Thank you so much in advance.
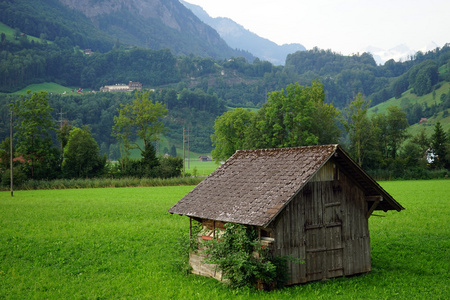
left=366, top=195, right=383, bottom=202
left=258, top=228, right=261, bottom=243
left=366, top=197, right=382, bottom=219
left=189, top=217, right=192, bottom=248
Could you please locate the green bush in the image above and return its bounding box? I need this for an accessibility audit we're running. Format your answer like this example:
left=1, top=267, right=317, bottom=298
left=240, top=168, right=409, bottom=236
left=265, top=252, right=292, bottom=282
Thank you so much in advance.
left=2, top=176, right=204, bottom=190
left=152, top=156, right=183, bottom=178
left=202, top=223, right=287, bottom=289
left=367, top=167, right=449, bottom=180
left=1, top=167, right=27, bottom=187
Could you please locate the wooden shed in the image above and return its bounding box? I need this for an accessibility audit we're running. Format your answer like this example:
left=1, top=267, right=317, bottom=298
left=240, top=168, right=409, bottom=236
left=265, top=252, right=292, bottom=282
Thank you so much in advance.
left=168, top=144, right=404, bottom=285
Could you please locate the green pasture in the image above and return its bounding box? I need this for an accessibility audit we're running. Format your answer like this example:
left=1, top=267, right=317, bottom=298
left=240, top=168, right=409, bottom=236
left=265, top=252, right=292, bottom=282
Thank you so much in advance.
left=185, top=159, right=220, bottom=176
left=0, top=21, right=50, bottom=44
left=368, top=82, right=450, bottom=137
left=128, top=137, right=220, bottom=176
left=407, top=112, right=450, bottom=138
left=0, top=22, right=17, bottom=39
left=10, top=82, right=89, bottom=95
left=369, top=82, right=450, bottom=116
left=1, top=180, right=449, bottom=299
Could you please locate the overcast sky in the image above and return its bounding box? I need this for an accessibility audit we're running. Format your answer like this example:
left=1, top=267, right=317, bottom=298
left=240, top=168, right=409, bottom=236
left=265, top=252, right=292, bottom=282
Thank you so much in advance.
left=184, top=0, right=449, bottom=55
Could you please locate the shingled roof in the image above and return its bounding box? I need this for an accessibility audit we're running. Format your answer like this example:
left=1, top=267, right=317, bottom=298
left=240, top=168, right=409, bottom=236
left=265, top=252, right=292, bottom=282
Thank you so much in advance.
left=168, top=144, right=403, bottom=227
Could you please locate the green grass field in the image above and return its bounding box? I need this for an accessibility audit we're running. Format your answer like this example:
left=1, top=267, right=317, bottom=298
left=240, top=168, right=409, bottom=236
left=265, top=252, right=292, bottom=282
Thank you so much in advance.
left=0, top=180, right=449, bottom=299
left=185, top=159, right=220, bottom=176
left=10, top=82, right=88, bottom=95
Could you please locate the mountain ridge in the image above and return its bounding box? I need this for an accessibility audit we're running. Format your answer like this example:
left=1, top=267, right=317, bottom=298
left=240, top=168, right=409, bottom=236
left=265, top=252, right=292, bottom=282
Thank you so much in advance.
left=363, top=42, right=440, bottom=64
left=181, top=0, right=305, bottom=65
left=55, top=0, right=246, bottom=58
left=0, top=0, right=253, bottom=59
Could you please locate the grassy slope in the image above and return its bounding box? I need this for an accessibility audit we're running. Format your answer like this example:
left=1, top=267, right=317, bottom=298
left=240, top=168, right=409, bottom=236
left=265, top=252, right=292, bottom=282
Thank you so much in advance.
left=10, top=82, right=81, bottom=95
left=0, top=22, right=17, bottom=39
left=408, top=108, right=450, bottom=137
left=0, top=21, right=50, bottom=44
left=0, top=22, right=84, bottom=96
left=0, top=180, right=448, bottom=299
left=369, top=75, right=450, bottom=137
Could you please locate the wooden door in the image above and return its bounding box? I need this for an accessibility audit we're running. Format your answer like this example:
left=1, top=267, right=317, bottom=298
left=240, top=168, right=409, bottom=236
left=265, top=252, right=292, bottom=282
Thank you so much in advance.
left=304, top=182, right=343, bottom=281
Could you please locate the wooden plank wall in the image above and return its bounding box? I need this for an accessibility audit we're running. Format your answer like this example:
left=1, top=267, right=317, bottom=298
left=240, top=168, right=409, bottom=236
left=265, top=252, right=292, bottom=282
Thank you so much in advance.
left=339, top=171, right=371, bottom=275
left=189, top=252, right=224, bottom=281
left=271, top=189, right=307, bottom=285
left=270, top=159, right=371, bottom=285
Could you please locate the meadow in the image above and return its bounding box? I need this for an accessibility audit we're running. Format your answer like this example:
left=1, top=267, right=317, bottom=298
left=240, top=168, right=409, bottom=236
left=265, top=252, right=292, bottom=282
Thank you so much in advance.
left=9, top=82, right=79, bottom=95
left=0, top=180, right=449, bottom=299
left=185, top=159, right=221, bottom=176
left=368, top=81, right=450, bottom=137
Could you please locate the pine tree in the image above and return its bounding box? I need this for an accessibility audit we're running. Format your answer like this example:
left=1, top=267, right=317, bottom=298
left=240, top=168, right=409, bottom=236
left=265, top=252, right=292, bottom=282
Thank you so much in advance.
left=430, top=121, right=448, bottom=169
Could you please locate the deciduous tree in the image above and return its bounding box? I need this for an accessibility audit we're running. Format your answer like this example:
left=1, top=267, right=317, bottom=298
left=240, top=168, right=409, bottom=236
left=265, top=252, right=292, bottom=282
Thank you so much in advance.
left=385, top=106, right=409, bottom=159
left=11, top=91, right=57, bottom=179
left=62, top=126, right=106, bottom=178
left=211, top=108, right=254, bottom=162
left=261, top=82, right=318, bottom=147
left=342, top=93, right=372, bottom=166
left=113, top=91, right=168, bottom=160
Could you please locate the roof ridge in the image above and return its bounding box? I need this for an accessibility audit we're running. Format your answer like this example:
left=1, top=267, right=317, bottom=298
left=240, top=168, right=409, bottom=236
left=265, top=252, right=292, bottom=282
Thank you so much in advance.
left=234, top=144, right=339, bottom=154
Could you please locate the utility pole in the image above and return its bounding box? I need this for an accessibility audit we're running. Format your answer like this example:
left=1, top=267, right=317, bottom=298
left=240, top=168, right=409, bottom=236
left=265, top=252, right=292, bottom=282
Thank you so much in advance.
left=57, top=108, right=66, bottom=154
left=10, top=111, right=13, bottom=197
left=187, top=127, right=190, bottom=169
left=56, top=108, right=66, bottom=130
left=182, top=128, right=185, bottom=177
left=183, top=128, right=192, bottom=176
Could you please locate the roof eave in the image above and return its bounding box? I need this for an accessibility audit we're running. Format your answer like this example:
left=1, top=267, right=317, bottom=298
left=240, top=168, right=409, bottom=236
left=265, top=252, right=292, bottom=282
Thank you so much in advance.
left=334, top=145, right=404, bottom=212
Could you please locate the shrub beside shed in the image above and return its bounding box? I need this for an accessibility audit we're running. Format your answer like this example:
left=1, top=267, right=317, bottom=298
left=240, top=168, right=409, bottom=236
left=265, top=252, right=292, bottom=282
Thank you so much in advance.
left=168, top=144, right=404, bottom=285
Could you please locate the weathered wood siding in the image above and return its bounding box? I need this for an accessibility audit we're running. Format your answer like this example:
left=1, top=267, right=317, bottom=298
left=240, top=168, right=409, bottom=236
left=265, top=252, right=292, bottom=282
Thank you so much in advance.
left=189, top=252, right=224, bottom=281
left=339, top=168, right=371, bottom=276
left=271, top=159, right=370, bottom=285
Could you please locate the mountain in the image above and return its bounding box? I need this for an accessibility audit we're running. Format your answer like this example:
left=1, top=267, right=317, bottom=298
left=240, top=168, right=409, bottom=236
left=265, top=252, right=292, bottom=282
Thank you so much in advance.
left=181, top=1, right=305, bottom=65
left=0, top=0, right=252, bottom=60
left=364, top=42, right=440, bottom=65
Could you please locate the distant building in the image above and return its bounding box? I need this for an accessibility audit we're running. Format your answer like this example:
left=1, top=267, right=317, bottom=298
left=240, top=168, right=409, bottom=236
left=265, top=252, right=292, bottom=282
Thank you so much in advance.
left=198, top=156, right=211, bottom=162
left=100, top=81, right=143, bottom=92
left=84, top=49, right=93, bottom=55
left=128, top=81, right=142, bottom=90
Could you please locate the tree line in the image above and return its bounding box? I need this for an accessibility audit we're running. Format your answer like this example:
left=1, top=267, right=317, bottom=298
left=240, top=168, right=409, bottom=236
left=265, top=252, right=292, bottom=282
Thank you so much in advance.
left=211, top=82, right=450, bottom=179
left=0, top=91, right=185, bottom=187
left=0, top=84, right=226, bottom=162
left=0, top=37, right=180, bottom=92
left=2, top=23, right=450, bottom=112
left=1, top=83, right=448, bottom=186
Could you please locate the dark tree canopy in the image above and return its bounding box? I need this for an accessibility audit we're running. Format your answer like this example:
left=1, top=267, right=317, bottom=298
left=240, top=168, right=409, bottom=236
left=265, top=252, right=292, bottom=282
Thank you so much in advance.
left=62, top=127, right=106, bottom=178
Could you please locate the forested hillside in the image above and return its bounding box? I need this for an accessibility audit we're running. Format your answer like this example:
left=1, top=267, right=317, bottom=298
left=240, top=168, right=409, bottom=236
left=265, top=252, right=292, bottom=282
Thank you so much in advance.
left=0, top=0, right=449, bottom=182
left=0, top=0, right=115, bottom=52
left=1, top=17, right=449, bottom=155
left=0, top=0, right=251, bottom=59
